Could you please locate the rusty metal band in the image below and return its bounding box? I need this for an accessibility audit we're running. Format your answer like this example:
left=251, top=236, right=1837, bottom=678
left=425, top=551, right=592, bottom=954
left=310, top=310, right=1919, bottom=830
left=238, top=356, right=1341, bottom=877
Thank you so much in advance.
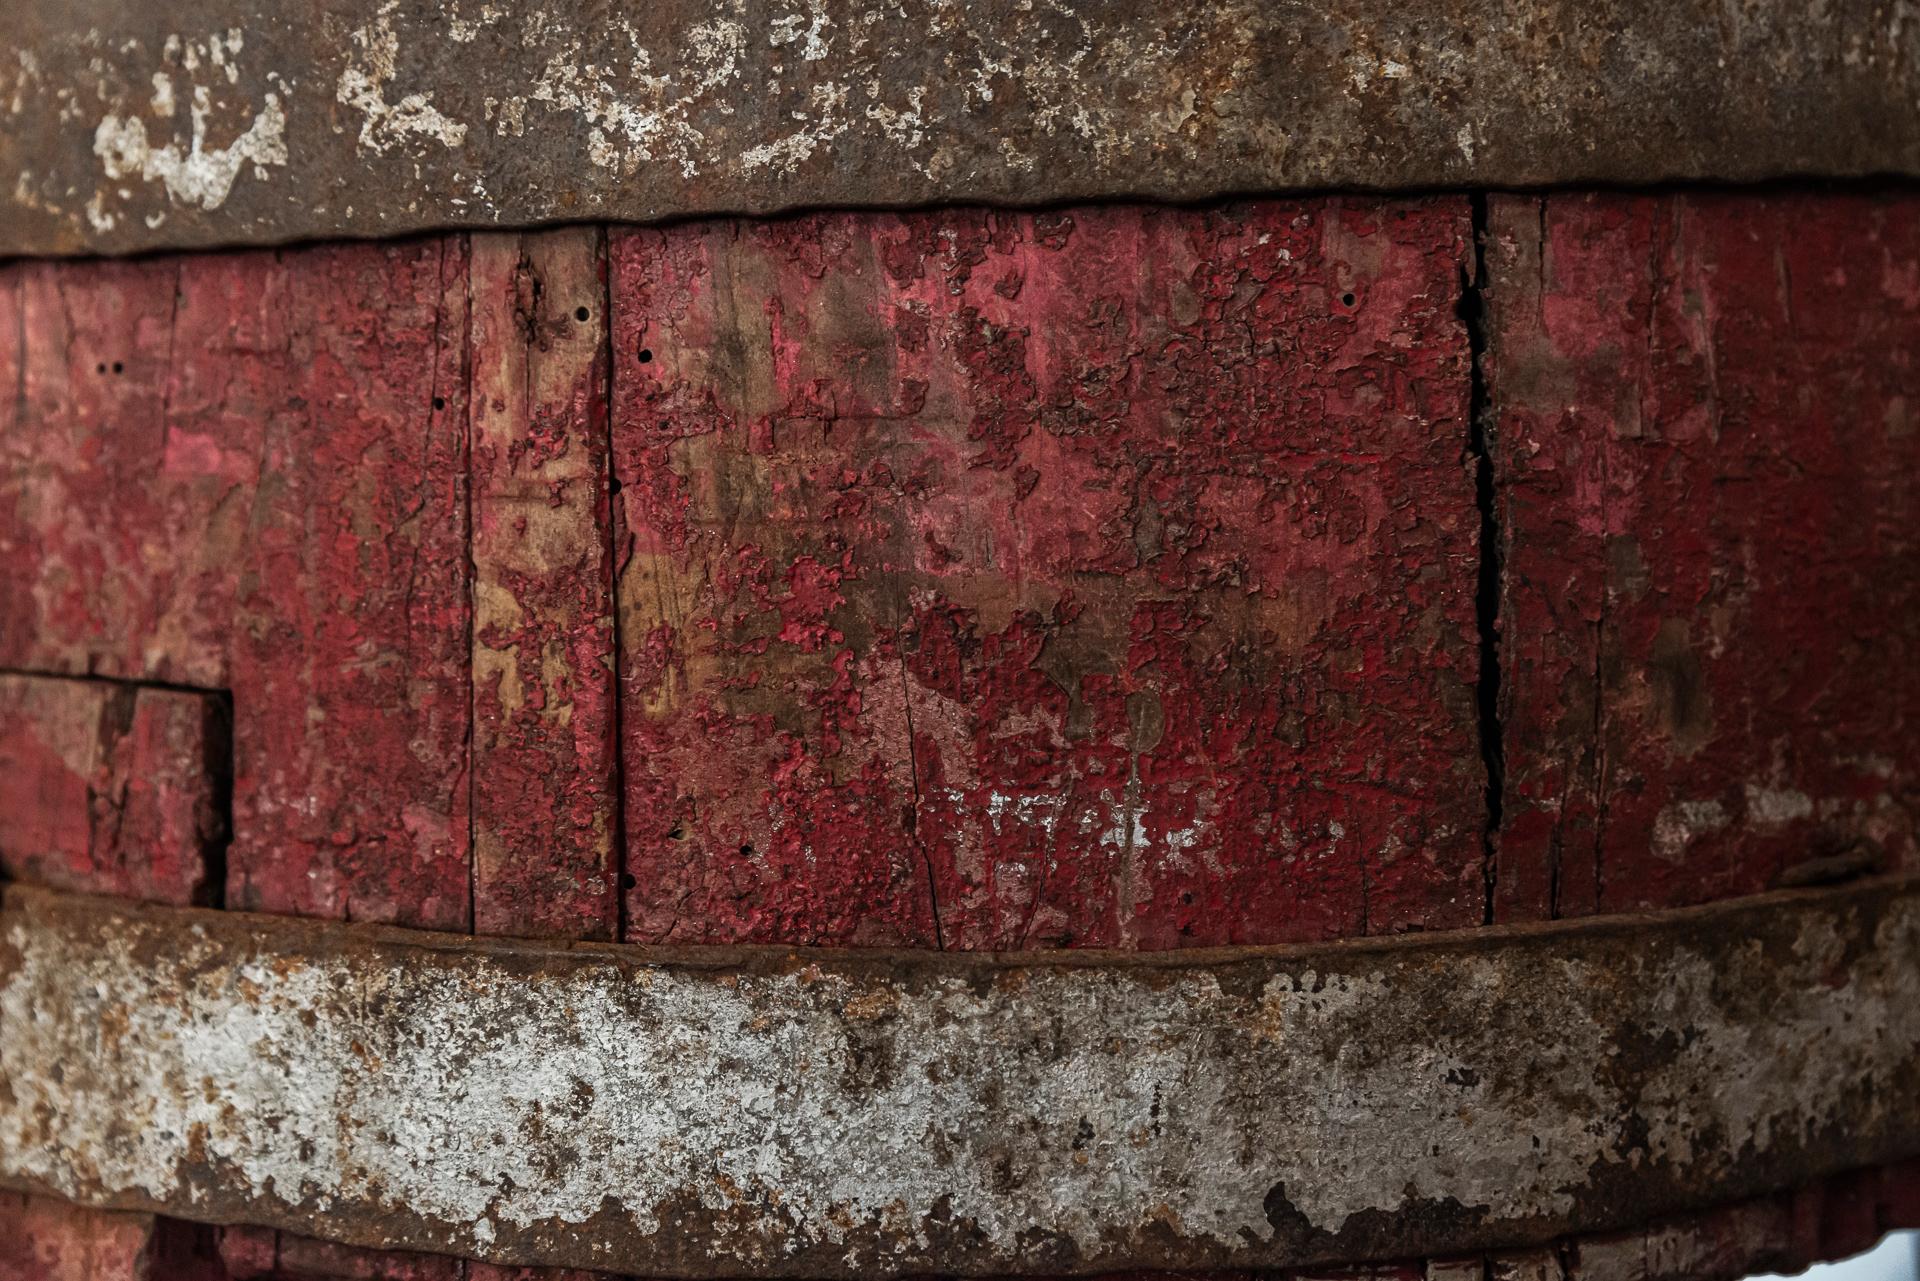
left=5, top=0, right=1920, bottom=258
left=2, top=878, right=1917, bottom=1277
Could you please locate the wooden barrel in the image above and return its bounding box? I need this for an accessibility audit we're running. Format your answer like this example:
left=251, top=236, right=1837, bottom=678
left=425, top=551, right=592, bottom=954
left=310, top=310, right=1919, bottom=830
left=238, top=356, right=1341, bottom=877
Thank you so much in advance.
left=1, top=3, right=1917, bottom=1280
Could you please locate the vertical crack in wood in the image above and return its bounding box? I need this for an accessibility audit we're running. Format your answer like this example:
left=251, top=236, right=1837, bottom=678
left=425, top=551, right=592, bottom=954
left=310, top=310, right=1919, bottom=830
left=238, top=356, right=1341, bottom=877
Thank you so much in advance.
left=599, top=225, right=631, bottom=946
left=198, top=688, right=233, bottom=910
left=897, top=647, right=943, bottom=951
left=1461, top=192, right=1505, bottom=926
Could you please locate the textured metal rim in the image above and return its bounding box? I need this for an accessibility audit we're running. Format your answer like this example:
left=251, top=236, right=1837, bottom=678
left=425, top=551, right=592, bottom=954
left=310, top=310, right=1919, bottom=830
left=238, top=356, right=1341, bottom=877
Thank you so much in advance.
left=3, top=875, right=1917, bottom=1277
left=5, top=0, right=1920, bottom=257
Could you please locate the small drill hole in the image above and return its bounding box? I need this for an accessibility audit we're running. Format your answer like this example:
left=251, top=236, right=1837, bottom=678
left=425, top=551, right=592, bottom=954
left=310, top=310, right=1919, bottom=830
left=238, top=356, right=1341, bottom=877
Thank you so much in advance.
left=636, top=347, right=653, bottom=364
left=111, top=361, right=124, bottom=374
left=619, top=873, right=637, bottom=890
left=574, top=306, right=591, bottom=322
left=95, top=362, right=106, bottom=374
left=1341, top=292, right=1356, bottom=307
left=609, top=476, right=624, bottom=496
left=431, top=395, right=446, bottom=410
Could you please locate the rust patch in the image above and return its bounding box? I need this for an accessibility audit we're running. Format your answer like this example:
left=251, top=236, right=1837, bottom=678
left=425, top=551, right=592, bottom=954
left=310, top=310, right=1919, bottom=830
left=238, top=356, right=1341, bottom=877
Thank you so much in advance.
left=4, top=0, right=1920, bottom=256
left=1, top=877, right=1917, bottom=1277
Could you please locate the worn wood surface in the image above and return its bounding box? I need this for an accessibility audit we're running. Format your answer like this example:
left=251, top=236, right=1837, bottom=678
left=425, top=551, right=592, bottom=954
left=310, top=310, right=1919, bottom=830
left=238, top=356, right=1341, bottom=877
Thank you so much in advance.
left=0, top=674, right=226, bottom=905
left=610, top=200, right=1482, bottom=948
left=1, top=190, right=1918, bottom=1277
left=0, top=1193, right=161, bottom=1281
left=0, top=244, right=474, bottom=927
left=468, top=229, right=621, bottom=941
left=1485, top=192, right=1920, bottom=919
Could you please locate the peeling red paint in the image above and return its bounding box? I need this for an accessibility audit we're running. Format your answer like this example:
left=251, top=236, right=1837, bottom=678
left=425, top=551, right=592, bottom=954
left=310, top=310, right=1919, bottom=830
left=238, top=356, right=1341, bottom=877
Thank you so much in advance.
left=212, top=1230, right=484, bottom=1281
left=609, top=200, right=1484, bottom=948
left=1487, top=192, right=1920, bottom=919
left=1, top=190, right=1918, bottom=1278
left=214, top=1227, right=279, bottom=1279
left=0, top=243, right=473, bottom=928
left=0, top=674, right=224, bottom=904
left=0, top=1194, right=155, bottom=1281
left=0, top=1196, right=149, bottom=1281
left=213, top=1231, right=616, bottom=1281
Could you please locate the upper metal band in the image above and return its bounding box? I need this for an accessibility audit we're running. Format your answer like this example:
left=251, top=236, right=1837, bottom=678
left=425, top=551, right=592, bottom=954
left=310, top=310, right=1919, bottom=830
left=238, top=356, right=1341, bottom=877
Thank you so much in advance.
left=5, top=0, right=1919, bottom=256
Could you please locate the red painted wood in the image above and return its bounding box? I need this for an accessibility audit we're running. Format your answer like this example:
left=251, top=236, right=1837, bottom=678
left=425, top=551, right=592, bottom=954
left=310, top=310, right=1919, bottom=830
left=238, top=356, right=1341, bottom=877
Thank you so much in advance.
left=266, top=1237, right=462, bottom=1281
left=214, top=1227, right=280, bottom=1279
left=0, top=1194, right=155, bottom=1281
left=15, top=193, right=1906, bottom=951
left=0, top=1195, right=224, bottom=1281
left=3, top=190, right=1918, bottom=1279
left=0, top=674, right=224, bottom=904
left=609, top=200, right=1485, bottom=949
left=1487, top=192, right=1920, bottom=919
left=0, top=243, right=473, bottom=928
left=217, top=1232, right=617, bottom=1281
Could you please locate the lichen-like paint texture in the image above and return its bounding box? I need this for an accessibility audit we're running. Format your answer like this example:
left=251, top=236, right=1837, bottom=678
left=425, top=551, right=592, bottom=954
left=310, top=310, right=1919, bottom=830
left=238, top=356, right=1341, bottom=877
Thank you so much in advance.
left=609, top=200, right=1484, bottom=948
left=2, top=881, right=1917, bottom=1277
left=0, top=244, right=474, bottom=927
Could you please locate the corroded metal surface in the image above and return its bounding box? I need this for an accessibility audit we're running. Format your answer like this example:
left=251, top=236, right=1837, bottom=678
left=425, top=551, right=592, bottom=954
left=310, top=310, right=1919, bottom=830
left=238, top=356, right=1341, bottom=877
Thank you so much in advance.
left=3, top=878, right=1918, bottom=1277
left=5, top=0, right=1919, bottom=257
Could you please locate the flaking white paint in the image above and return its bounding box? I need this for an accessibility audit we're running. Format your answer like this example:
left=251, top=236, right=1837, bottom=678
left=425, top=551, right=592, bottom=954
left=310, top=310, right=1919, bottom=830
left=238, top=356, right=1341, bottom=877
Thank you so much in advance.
left=92, top=85, right=286, bottom=211
left=336, top=7, right=468, bottom=153
left=2, top=888, right=1914, bottom=1273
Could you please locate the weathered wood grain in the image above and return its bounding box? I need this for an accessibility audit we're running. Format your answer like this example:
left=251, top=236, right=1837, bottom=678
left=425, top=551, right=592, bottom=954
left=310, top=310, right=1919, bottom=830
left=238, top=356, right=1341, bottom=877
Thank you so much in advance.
left=3, top=192, right=1919, bottom=1280
left=469, top=229, right=620, bottom=941
left=0, top=243, right=474, bottom=928
left=1486, top=192, right=1920, bottom=919
left=0, top=674, right=226, bottom=905
left=610, top=200, right=1484, bottom=949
